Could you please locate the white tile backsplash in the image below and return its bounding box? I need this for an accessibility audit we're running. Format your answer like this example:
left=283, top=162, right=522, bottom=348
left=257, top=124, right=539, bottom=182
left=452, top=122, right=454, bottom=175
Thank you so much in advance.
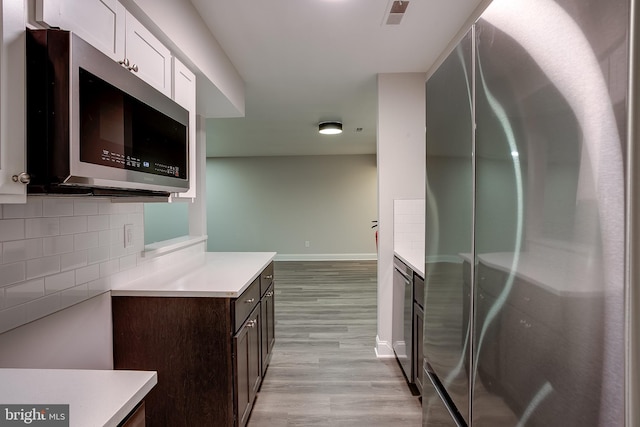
left=0, top=197, right=203, bottom=335
left=3, top=199, right=43, bottom=219
left=43, top=199, right=74, bottom=217
left=60, top=216, right=88, bottom=235
left=119, top=254, right=137, bottom=271
left=99, top=259, right=120, bottom=278
left=3, top=239, right=42, bottom=264
left=73, top=201, right=99, bottom=216
left=87, top=277, right=110, bottom=296
left=87, top=246, right=110, bottom=265
left=73, top=232, right=100, bottom=250
left=60, top=284, right=89, bottom=309
left=109, top=213, right=129, bottom=230
left=75, top=264, right=100, bottom=285
left=0, top=196, right=151, bottom=333
left=26, top=255, right=60, bottom=280
left=60, top=251, right=88, bottom=272
left=43, top=235, right=74, bottom=256
left=0, top=262, right=26, bottom=287
left=44, top=271, right=76, bottom=294
left=109, top=243, right=127, bottom=259
left=0, top=219, right=25, bottom=241
left=0, top=305, right=27, bottom=332
left=5, top=279, right=45, bottom=308
left=87, top=215, right=110, bottom=232
left=25, top=217, right=59, bottom=238
left=394, top=199, right=425, bottom=251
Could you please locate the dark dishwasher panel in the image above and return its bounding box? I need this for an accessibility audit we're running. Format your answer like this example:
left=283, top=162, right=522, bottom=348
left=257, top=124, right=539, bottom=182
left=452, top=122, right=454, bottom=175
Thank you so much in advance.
left=413, top=273, right=425, bottom=394
left=393, top=256, right=417, bottom=394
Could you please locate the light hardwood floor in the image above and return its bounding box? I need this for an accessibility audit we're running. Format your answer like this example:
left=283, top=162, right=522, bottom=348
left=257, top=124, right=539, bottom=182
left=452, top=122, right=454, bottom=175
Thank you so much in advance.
left=248, top=261, right=423, bottom=427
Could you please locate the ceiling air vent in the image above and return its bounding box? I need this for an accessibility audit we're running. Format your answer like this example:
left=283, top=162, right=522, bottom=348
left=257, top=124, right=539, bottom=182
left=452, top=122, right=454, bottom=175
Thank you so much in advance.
left=385, top=1, right=409, bottom=25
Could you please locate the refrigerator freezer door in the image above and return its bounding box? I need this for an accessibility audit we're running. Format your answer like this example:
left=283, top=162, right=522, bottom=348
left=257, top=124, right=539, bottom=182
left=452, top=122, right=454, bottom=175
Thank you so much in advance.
left=423, top=29, right=474, bottom=425
left=472, top=0, right=627, bottom=425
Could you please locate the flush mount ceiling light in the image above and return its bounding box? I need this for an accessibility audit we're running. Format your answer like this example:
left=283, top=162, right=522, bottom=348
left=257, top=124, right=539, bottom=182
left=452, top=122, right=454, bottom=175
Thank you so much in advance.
left=318, top=121, right=343, bottom=135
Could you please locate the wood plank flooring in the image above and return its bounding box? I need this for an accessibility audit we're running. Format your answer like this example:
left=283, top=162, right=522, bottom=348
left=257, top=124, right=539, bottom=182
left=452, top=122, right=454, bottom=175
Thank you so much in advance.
left=248, top=261, right=422, bottom=427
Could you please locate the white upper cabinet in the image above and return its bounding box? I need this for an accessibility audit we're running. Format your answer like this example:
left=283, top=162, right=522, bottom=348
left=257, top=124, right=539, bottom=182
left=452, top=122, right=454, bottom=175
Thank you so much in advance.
left=36, top=0, right=172, bottom=97
left=36, top=0, right=125, bottom=62
left=171, top=57, right=197, bottom=200
left=0, top=0, right=27, bottom=203
left=123, top=10, right=172, bottom=97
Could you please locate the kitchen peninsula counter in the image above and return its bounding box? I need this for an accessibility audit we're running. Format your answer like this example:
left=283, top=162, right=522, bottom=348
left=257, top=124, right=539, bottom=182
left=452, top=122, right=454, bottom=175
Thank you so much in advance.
left=111, top=251, right=277, bottom=426
left=0, top=368, right=156, bottom=427
left=111, top=252, right=277, bottom=298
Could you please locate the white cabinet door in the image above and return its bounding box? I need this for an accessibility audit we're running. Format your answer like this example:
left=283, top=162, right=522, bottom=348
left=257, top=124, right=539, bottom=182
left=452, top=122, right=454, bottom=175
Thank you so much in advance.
left=35, top=0, right=125, bottom=62
left=0, top=0, right=27, bottom=203
left=36, top=1, right=171, bottom=97
left=124, top=10, right=172, bottom=97
left=170, top=57, right=196, bottom=200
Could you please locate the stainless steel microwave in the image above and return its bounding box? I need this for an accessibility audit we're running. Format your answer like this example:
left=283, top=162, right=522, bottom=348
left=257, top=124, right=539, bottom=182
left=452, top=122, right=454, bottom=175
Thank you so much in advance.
left=26, top=28, right=189, bottom=197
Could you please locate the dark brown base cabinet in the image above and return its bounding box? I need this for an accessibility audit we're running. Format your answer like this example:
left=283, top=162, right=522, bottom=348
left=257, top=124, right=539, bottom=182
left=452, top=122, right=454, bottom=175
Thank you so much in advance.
left=112, top=263, right=275, bottom=427
left=118, top=401, right=146, bottom=427
left=234, top=304, right=261, bottom=427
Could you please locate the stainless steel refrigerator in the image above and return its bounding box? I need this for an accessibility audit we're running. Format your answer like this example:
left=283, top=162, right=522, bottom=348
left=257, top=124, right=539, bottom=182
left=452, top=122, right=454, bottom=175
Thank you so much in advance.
left=422, top=0, right=630, bottom=425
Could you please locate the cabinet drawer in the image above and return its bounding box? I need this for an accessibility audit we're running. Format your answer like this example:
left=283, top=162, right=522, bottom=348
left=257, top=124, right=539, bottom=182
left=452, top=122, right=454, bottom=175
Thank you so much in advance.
left=234, top=277, right=261, bottom=332
left=260, top=262, right=274, bottom=297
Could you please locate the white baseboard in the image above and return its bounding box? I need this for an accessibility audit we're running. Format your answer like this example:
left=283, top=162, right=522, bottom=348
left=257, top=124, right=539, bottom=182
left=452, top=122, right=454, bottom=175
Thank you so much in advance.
left=374, top=335, right=395, bottom=358
left=274, top=253, right=377, bottom=262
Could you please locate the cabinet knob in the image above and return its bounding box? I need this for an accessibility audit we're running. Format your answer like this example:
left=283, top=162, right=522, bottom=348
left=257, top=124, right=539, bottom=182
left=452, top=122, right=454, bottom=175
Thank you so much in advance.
left=118, top=58, right=130, bottom=67
left=129, top=64, right=139, bottom=73
left=245, top=298, right=255, bottom=304
left=267, top=291, right=274, bottom=297
left=264, top=274, right=273, bottom=280
left=248, top=320, right=257, bottom=328
left=12, top=173, right=30, bottom=184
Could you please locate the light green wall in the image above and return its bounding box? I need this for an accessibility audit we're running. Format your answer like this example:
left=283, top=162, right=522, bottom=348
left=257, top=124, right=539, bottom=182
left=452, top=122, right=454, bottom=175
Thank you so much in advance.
left=206, top=155, right=378, bottom=258
left=144, top=202, right=189, bottom=244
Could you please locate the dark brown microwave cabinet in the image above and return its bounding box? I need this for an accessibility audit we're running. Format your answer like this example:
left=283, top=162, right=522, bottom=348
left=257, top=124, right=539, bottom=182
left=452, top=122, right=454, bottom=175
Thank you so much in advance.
left=112, top=263, right=275, bottom=427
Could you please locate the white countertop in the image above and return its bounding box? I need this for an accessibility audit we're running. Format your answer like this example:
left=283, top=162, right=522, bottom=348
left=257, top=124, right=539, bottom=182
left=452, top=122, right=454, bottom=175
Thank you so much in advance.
left=0, top=369, right=157, bottom=427
left=394, top=246, right=424, bottom=278
left=112, top=252, right=277, bottom=297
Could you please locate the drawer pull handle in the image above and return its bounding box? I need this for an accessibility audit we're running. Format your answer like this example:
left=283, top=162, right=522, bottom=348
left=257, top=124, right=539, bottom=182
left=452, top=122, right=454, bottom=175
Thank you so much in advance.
left=267, top=291, right=274, bottom=297
left=245, top=298, right=255, bottom=304
left=248, top=320, right=257, bottom=328
left=264, top=274, right=273, bottom=280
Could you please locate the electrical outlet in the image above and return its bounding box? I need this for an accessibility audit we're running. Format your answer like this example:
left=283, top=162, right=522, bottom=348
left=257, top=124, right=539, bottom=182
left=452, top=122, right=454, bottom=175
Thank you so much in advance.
left=305, top=240, right=310, bottom=248
left=124, top=224, right=134, bottom=248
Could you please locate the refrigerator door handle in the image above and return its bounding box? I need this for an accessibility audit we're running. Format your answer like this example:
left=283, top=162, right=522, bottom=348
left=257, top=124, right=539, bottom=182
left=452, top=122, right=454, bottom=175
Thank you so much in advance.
left=425, top=361, right=468, bottom=427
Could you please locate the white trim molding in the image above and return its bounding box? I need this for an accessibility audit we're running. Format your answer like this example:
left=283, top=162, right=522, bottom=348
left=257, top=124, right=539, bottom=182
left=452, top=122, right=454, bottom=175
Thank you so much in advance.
left=274, top=253, right=377, bottom=262
left=375, top=335, right=395, bottom=358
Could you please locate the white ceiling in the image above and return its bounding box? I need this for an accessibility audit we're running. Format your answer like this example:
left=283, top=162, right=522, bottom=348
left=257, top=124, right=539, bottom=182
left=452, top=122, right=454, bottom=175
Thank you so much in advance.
left=189, top=0, right=487, bottom=157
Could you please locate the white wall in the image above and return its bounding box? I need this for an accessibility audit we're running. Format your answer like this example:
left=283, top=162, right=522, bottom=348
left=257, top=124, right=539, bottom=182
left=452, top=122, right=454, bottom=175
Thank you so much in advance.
left=144, top=202, right=189, bottom=245
left=206, top=155, right=378, bottom=260
left=376, top=73, right=426, bottom=357
left=0, top=292, right=113, bottom=368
